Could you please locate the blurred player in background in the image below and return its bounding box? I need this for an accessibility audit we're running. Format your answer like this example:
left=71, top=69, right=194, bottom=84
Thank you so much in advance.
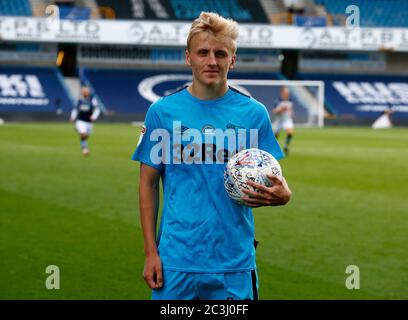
left=69, top=86, right=101, bottom=156
left=372, top=108, right=393, bottom=129
left=272, top=87, right=294, bottom=155
left=132, top=12, right=292, bottom=300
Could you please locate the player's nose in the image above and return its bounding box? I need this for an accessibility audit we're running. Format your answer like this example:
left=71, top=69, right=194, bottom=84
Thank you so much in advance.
left=206, top=52, right=217, bottom=66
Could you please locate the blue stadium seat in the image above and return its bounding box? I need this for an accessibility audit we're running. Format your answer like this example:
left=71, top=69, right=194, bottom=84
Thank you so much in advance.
left=315, top=0, right=408, bottom=27
left=170, top=0, right=254, bottom=22
left=95, top=0, right=268, bottom=22
left=59, top=5, right=91, bottom=20
left=0, top=0, right=32, bottom=16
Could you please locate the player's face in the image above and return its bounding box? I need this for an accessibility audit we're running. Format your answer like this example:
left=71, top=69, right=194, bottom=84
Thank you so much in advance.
left=186, top=33, right=236, bottom=89
left=82, top=88, right=90, bottom=98
left=281, top=88, right=290, bottom=100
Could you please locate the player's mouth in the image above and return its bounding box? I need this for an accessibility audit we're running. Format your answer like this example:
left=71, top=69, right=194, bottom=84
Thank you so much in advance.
left=204, top=70, right=219, bottom=76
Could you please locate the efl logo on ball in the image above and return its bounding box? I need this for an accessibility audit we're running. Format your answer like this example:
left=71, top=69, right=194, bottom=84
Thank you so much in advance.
left=224, top=148, right=282, bottom=204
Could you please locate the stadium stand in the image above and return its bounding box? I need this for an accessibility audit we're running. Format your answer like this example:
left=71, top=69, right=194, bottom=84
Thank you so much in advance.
left=29, top=0, right=100, bottom=18
left=0, top=42, right=57, bottom=67
left=95, top=0, right=172, bottom=20
left=94, top=0, right=269, bottom=22
left=168, top=0, right=268, bottom=22
left=58, top=4, right=91, bottom=20
left=315, top=0, right=408, bottom=27
left=0, top=0, right=32, bottom=16
left=14, top=0, right=408, bottom=28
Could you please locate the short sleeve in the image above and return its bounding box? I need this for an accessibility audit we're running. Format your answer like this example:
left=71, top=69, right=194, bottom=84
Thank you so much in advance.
left=131, top=104, right=163, bottom=171
left=91, top=97, right=98, bottom=107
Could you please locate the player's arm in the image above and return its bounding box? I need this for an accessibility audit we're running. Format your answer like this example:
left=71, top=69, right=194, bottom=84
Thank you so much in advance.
left=69, top=107, right=78, bottom=122
left=241, top=175, right=292, bottom=207
left=289, top=104, right=294, bottom=117
left=90, top=107, right=101, bottom=122
left=139, top=163, right=163, bottom=289
left=90, top=97, right=102, bottom=121
left=272, top=105, right=283, bottom=114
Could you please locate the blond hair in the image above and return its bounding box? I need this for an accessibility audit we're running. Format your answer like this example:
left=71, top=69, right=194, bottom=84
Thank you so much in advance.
left=187, top=12, right=239, bottom=53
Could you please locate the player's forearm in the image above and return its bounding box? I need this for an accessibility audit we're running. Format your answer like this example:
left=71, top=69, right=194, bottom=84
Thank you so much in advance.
left=70, top=109, right=78, bottom=121
left=90, top=108, right=101, bottom=121
left=139, top=182, right=160, bottom=256
left=275, top=176, right=292, bottom=206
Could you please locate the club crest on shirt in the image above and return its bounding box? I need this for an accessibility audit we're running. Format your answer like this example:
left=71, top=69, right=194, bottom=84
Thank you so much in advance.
left=202, top=125, right=215, bottom=135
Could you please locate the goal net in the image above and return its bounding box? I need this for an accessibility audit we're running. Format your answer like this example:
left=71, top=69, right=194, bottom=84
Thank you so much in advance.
left=227, top=79, right=325, bottom=128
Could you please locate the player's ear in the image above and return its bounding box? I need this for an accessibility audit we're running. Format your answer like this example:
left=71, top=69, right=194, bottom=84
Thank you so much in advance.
left=229, top=54, right=236, bottom=70
left=185, top=49, right=191, bottom=66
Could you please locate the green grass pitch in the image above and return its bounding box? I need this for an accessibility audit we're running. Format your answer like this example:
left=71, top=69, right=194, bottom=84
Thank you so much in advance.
left=0, top=123, right=407, bottom=299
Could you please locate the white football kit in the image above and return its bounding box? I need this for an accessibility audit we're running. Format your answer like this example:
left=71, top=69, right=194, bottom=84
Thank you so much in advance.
left=273, top=99, right=294, bottom=133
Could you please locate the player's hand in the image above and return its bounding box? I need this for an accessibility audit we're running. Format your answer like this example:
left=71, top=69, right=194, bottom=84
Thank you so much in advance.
left=143, top=253, right=163, bottom=289
left=241, top=174, right=292, bottom=207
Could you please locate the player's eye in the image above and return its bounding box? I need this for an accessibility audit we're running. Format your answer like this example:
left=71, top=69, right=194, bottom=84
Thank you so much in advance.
left=215, top=51, right=228, bottom=58
left=198, top=50, right=208, bottom=56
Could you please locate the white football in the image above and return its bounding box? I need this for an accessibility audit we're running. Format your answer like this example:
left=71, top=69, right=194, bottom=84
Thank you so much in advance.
left=224, top=148, right=282, bottom=204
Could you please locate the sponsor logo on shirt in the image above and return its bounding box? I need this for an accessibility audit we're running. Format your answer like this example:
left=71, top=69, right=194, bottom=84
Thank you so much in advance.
left=226, top=123, right=245, bottom=132
left=148, top=121, right=260, bottom=165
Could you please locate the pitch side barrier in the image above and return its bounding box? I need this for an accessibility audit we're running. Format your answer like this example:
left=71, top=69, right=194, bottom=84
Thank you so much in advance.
left=0, top=66, right=74, bottom=121
left=300, top=73, right=408, bottom=126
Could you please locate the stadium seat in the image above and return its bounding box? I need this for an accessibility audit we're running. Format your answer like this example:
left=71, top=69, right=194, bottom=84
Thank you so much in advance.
left=315, top=0, right=408, bottom=27
left=0, top=0, right=32, bottom=16
left=168, top=0, right=267, bottom=22
left=58, top=5, right=91, bottom=20
left=94, top=0, right=268, bottom=22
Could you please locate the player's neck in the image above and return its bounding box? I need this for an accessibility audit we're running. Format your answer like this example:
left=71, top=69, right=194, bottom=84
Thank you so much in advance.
left=188, top=81, right=228, bottom=100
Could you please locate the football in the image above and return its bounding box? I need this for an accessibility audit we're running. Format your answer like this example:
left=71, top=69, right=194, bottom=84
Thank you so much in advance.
left=224, top=148, right=282, bottom=204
